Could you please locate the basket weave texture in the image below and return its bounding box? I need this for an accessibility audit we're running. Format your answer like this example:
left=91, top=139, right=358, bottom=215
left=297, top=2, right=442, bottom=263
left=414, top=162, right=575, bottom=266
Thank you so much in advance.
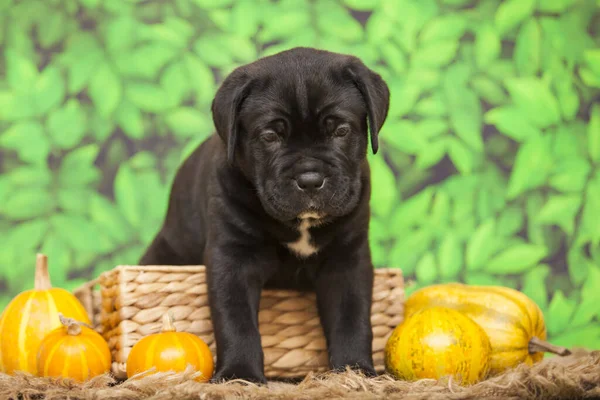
left=74, top=265, right=404, bottom=380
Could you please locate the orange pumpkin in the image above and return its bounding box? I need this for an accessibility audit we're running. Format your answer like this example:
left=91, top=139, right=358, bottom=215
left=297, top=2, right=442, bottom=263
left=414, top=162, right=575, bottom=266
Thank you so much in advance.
left=126, top=313, right=214, bottom=382
left=0, top=254, right=91, bottom=375
left=37, top=314, right=111, bottom=381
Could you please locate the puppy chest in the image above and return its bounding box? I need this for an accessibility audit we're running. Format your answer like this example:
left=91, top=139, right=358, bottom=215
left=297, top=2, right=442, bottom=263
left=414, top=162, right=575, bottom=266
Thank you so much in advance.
left=286, top=218, right=319, bottom=258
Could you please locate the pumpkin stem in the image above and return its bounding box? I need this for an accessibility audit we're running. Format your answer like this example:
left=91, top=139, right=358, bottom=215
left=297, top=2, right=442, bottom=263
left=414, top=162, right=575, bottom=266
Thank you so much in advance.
left=59, top=313, right=82, bottom=336
left=34, top=253, right=52, bottom=290
left=529, top=337, right=571, bottom=356
left=162, top=312, right=176, bottom=332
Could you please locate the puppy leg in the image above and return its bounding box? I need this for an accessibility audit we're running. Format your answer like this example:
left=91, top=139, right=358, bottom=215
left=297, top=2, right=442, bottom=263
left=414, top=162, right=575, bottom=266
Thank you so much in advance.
left=315, top=238, right=376, bottom=377
left=206, top=244, right=275, bottom=384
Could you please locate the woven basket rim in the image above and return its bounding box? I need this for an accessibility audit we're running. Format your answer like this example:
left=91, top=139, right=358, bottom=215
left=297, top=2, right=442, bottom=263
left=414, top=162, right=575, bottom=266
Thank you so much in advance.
left=104, top=265, right=403, bottom=273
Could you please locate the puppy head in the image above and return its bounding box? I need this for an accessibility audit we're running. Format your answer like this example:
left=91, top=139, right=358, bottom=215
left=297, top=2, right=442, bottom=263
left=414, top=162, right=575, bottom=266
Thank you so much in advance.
left=211, top=47, right=390, bottom=222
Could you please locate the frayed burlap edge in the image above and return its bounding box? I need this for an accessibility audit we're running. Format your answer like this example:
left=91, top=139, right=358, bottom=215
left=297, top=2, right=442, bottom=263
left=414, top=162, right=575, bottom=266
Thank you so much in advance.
left=1, top=350, right=598, bottom=400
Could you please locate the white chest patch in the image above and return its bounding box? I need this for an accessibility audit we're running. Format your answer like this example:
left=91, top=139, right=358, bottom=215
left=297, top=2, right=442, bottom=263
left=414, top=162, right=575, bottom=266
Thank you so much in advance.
left=286, top=212, right=322, bottom=258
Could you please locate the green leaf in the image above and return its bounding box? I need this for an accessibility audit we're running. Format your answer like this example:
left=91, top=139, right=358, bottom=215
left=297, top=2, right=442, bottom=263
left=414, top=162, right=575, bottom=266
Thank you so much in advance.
left=126, top=82, right=176, bottom=113
left=470, top=75, right=508, bottom=105
left=416, top=139, right=448, bottom=169
left=412, top=40, right=459, bottom=67
left=183, top=54, right=215, bottom=107
left=589, top=104, right=600, bottom=163
left=90, top=194, right=134, bottom=245
left=115, top=100, right=144, bottom=139
left=379, top=42, right=407, bottom=74
left=38, top=9, right=66, bottom=48
left=41, top=234, right=72, bottom=287
left=4, top=49, right=38, bottom=92
left=382, top=121, right=425, bottom=154
left=34, top=66, right=65, bottom=115
left=514, top=19, right=541, bottom=77
left=342, top=0, right=378, bottom=10
left=0, top=219, right=49, bottom=267
left=507, top=135, right=552, bottom=199
left=50, top=213, right=116, bottom=253
left=0, top=121, right=50, bottom=164
left=5, top=166, right=52, bottom=187
left=104, top=16, right=138, bottom=55
left=369, top=155, right=398, bottom=218
left=521, top=265, right=550, bottom=310
left=475, top=24, right=501, bottom=69
left=496, top=206, right=524, bottom=236
left=390, top=188, right=434, bottom=231
left=414, top=92, right=447, bottom=117
left=114, top=164, right=145, bottom=229
left=584, top=50, right=600, bottom=78
left=115, top=43, right=178, bottom=81
left=581, top=266, right=600, bottom=308
left=57, top=145, right=99, bottom=189
left=464, top=272, right=503, bottom=286
left=438, top=233, right=463, bottom=279
left=466, top=219, right=497, bottom=271
left=546, top=290, right=576, bottom=335
left=62, top=33, right=103, bottom=93
left=504, top=77, right=561, bottom=129
left=494, top=0, right=536, bottom=35
left=484, top=106, right=542, bottom=142
left=387, top=78, right=422, bottom=118
left=316, top=0, right=363, bottom=43
left=165, top=107, right=212, bottom=139
left=551, top=326, right=600, bottom=351
left=89, top=62, right=121, bottom=117
left=448, top=138, right=476, bottom=175
left=415, top=251, right=437, bottom=284
left=389, top=228, right=435, bottom=275
left=484, top=244, right=547, bottom=274
left=580, top=176, right=600, bottom=244
left=549, top=158, right=591, bottom=193
left=47, top=99, right=87, bottom=149
left=555, top=80, right=579, bottom=122
left=2, top=188, right=54, bottom=220
left=537, top=0, right=574, bottom=13
left=194, top=34, right=233, bottom=67
left=259, top=6, right=310, bottom=42
left=192, top=0, right=233, bottom=8
left=420, top=14, right=468, bottom=44
left=160, top=61, right=191, bottom=106
left=444, top=72, right=483, bottom=151
left=57, top=188, right=93, bottom=214
left=537, top=194, right=582, bottom=235
left=366, top=9, right=394, bottom=44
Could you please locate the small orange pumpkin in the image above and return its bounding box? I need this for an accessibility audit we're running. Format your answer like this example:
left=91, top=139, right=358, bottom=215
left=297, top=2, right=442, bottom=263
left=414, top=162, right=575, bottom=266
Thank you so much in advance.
left=126, top=313, right=214, bottom=382
left=0, top=254, right=91, bottom=375
left=37, top=314, right=111, bottom=381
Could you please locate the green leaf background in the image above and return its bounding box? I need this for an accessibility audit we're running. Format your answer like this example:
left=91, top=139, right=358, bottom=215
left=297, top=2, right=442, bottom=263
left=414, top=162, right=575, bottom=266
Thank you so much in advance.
left=1, top=0, right=599, bottom=351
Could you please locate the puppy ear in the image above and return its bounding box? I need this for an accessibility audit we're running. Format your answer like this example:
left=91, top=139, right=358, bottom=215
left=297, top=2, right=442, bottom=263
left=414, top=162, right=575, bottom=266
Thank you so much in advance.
left=346, top=62, right=390, bottom=154
left=211, top=74, right=254, bottom=165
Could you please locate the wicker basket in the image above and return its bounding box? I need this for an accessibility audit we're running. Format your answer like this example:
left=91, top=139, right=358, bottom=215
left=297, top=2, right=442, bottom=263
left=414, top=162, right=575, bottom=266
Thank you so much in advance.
left=73, top=265, right=404, bottom=380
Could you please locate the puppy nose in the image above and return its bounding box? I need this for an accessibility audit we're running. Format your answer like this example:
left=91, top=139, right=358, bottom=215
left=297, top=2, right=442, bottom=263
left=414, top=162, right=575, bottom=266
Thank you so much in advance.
left=295, top=172, right=325, bottom=192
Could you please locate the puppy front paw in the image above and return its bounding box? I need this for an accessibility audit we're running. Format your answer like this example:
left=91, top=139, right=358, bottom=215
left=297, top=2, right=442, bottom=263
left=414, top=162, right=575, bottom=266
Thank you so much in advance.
left=332, top=361, right=377, bottom=378
left=210, top=364, right=267, bottom=384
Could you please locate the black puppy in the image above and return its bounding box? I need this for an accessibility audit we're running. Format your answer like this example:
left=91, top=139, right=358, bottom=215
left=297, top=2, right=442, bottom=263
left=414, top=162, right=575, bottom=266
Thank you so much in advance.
left=140, top=47, right=390, bottom=383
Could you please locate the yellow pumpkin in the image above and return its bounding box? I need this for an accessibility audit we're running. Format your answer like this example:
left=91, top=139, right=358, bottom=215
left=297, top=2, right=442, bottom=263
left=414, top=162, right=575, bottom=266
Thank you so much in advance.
left=405, top=283, right=571, bottom=375
left=0, top=254, right=91, bottom=375
left=126, top=313, right=214, bottom=382
left=37, top=314, right=111, bottom=381
left=385, top=307, right=492, bottom=385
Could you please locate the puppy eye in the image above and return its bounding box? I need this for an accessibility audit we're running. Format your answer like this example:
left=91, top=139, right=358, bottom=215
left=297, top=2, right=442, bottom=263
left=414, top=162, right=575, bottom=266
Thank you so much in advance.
left=261, top=130, right=279, bottom=143
left=334, top=125, right=350, bottom=137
